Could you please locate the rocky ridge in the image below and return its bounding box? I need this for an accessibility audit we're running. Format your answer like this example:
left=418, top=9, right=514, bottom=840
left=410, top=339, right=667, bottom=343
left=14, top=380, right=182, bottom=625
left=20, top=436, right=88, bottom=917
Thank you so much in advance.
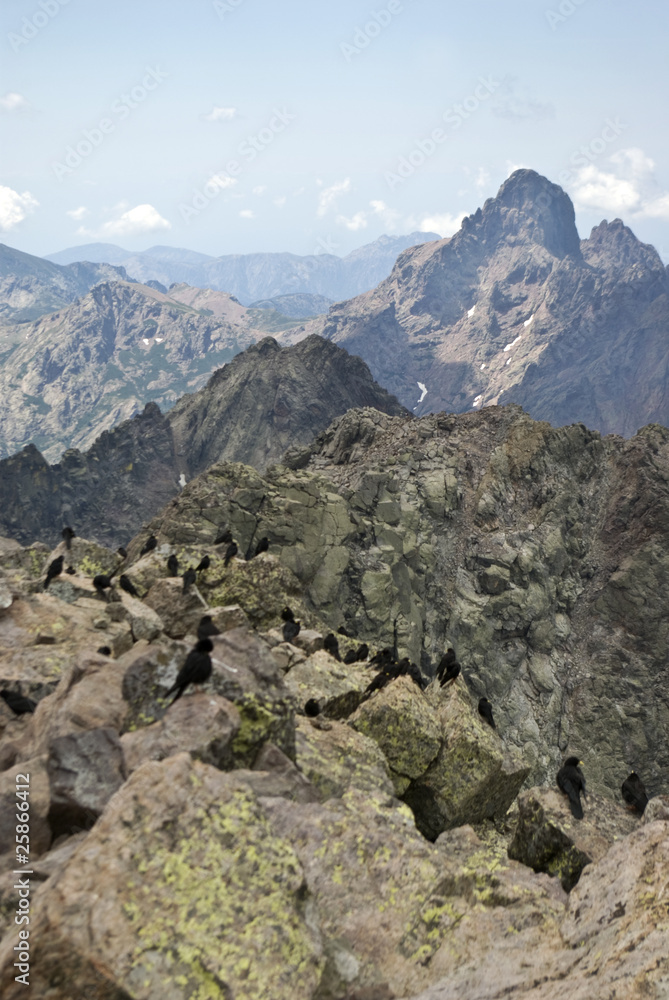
left=284, top=170, right=669, bottom=436
left=0, top=526, right=667, bottom=999
left=0, top=336, right=407, bottom=547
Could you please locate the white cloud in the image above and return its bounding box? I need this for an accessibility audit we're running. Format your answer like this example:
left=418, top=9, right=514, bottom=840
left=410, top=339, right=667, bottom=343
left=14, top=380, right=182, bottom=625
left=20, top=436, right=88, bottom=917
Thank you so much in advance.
left=571, top=147, right=669, bottom=221
left=420, top=212, right=466, bottom=236
left=0, top=184, right=38, bottom=230
left=369, top=199, right=400, bottom=230
left=207, top=173, right=237, bottom=192
left=78, top=203, right=171, bottom=239
left=274, top=195, right=287, bottom=208
left=239, top=209, right=255, bottom=219
left=252, top=185, right=266, bottom=195
left=336, top=211, right=368, bottom=231
left=202, top=105, right=237, bottom=122
left=0, top=92, right=29, bottom=112
left=67, top=206, right=88, bottom=221
left=317, top=178, right=351, bottom=217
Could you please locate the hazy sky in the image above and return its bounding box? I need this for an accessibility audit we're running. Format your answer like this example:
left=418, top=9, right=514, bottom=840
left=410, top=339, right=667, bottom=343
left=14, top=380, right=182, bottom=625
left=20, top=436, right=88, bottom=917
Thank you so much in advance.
left=1, top=0, right=668, bottom=260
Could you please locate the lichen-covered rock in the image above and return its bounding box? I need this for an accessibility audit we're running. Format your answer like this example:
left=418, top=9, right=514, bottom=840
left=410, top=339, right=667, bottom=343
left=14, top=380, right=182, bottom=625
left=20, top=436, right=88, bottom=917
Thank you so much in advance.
left=508, top=785, right=638, bottom=890
left=234, top=742, right=320, bottom=804
left=112, top=591, right=164, bottom=641
left=350, top=676, right=443, bottom=795
left=143, top=576, right=208, bottom=637
left=295, top=716, right=395, bottom=800
left=0, top=754, right=323, bottom=1000
left=284, top=650, right=371, bottom=719
left=120, top=692, right=240, bottom=772
left=46, top=727, right=126, bottom=838
left=401, top=680, right=530, bottom=838
left=644, top=795, right=669, bottom=823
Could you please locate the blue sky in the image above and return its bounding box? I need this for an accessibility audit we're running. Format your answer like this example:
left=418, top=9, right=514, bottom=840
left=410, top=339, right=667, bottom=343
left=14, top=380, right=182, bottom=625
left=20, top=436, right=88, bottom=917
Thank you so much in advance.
left=1, top=0, right=668, bottom=260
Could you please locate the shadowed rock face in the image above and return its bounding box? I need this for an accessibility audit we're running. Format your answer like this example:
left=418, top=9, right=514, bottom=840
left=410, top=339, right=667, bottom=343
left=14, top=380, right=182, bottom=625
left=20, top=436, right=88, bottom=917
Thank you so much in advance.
left=290, top=169, right=669, bottom=437
left=138, top=403, right=669, bottom=797
left=0, top=335, right=407, bottom=548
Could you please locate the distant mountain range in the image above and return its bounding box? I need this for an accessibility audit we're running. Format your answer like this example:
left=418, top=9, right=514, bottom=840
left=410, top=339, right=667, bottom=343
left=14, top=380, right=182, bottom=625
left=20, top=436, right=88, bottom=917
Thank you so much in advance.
left=0, top=243, right=127, bottom=323
left=285, top=170, right=669, bottom=437
left=0, top=335, right=407, bottom=547
left=44, top=233, right=440, bottom=304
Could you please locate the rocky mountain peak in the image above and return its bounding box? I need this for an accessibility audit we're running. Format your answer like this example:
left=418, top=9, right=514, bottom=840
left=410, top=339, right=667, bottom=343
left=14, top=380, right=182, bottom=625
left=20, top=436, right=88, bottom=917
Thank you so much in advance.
left=477, top=168, right=582, bottom=259
left=582, top=217, right=666, bottom=272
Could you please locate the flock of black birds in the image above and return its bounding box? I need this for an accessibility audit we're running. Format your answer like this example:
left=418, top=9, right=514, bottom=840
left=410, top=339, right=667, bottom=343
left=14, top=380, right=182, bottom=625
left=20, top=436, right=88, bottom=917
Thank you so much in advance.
left=4, top=525, right=655, bottom=823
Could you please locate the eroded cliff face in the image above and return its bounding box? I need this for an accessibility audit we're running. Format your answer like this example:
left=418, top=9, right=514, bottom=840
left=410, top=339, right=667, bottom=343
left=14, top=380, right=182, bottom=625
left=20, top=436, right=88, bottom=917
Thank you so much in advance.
left=142, top=404, right=669, bottom=797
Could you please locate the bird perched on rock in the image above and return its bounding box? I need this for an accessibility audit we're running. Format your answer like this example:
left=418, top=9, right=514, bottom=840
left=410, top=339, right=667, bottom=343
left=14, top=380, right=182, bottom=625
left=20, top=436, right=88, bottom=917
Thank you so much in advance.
left=224, top=542, right=238, bottom=568
left=281, top=607, right=301, bottom=643
left=323, top=633, right=341, bottom=661
left=165, top=638, right=213, bottom=703
left=369, top=647, right=394, bottom=670
left=215, top=527, right=233, bottom=545
left=0, top=689, right=37, bottom=715
left=621, top=772, right=648, bottom=814
left=478, top=697, right=496, bottom=729
left=61, top=526, right=75, bottom=550
left=436, top=648, right=461, bottom=686
left=167, top=554, right=179, bottom=576
left=97, top=646, right=112, bottom=656
left=44, top=555, right=64, bottom=589
left=344, top=643, right=369, bottom=664
left=404, top=660, right=427, bottom=690
left=252, top=537, right=269, bottom=558
left=65, top=566, right=76, bottom=575
left=139, top=535, right=157, bottom=557
left=119, top=574, right=139, bottom=597
left=93, top=574, right=114, bottom=599
left=364, top=659, right=403, bottom=697
left=304, top=698, right=320, bottom=717
left=195, top=555, right=210, bottom=573
left=557, top=757, right=586, bottom=819
left=197, top=615, right=221, bottom=641
left=117, top=546, right=128, bottom=559
left=182, top=567, right=197, bottom=594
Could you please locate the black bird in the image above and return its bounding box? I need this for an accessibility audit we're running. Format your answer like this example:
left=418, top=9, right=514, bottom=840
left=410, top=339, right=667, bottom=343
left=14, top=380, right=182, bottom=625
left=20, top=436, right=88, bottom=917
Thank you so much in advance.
left=167, top=554, right=179, bottom=577
left=323, top=633, right=341, bottom=661
left=224, top=542, right=238, bottom=567
left=557, top=756, right=586, bottom=820
left=61, top=526, right=75, bottom=550
left=197, top=615, right=221, bottom=641
left=436, top=648, right=461, bottom=686
left=195, top=555, right=210, bottom=573
left=65, top=566, right=76, bottom=575
left=165, top=638, right=213, bottom=703
left=621, top=772, right=649, bottom=814
left=182, top=567, right=197, bottom=594
left=304, top=698, right=320, bottom=717
left=97, top=646, right=112, bottom=656
left=404, top=660, right=427, bottom=690
left=44, top=555, right=64, bottom=589
left=369, top=647, right=394, bottom=670
left=364, top=660, right=403, bottom=697
left=281, top=608, right=300, bottom=643
left=249, top=537, right=269, bottom=559
left=93, top=574, right=114, bottom=599
left=139, top=535, right=157, bottom=557
left=0, top=689, right=37, bottom=715
left=214, top=527, right=233, bottom=545
left=119, top=574, right=139, bottom=597
left=478, top=697, right=496, bottom=729
left=117, top=546, right=128, bottom=559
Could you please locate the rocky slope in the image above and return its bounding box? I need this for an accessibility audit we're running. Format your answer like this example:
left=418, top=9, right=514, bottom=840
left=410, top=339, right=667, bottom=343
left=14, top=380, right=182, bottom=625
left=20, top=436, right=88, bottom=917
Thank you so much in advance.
left=137, top=403, right=669, bottom=800
left=45, top=232, right=440, bottom=304
left=0, top=243, right=127, bottom=324
left=0, top=336, right=407, bottom=547
left=0, top=529, right=667, bottom=999
left=286, top=170, right=669, bottom=436
left=0, top=280, right=286, bottom=461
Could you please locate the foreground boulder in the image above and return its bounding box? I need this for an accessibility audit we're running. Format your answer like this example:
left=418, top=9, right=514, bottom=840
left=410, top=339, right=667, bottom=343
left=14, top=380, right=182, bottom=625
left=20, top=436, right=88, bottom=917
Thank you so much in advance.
left=508, top=785, right=639, bottom=890
left=46, top=727, right=126, bottom=839
left=295, top=716, right=395, bottom=800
